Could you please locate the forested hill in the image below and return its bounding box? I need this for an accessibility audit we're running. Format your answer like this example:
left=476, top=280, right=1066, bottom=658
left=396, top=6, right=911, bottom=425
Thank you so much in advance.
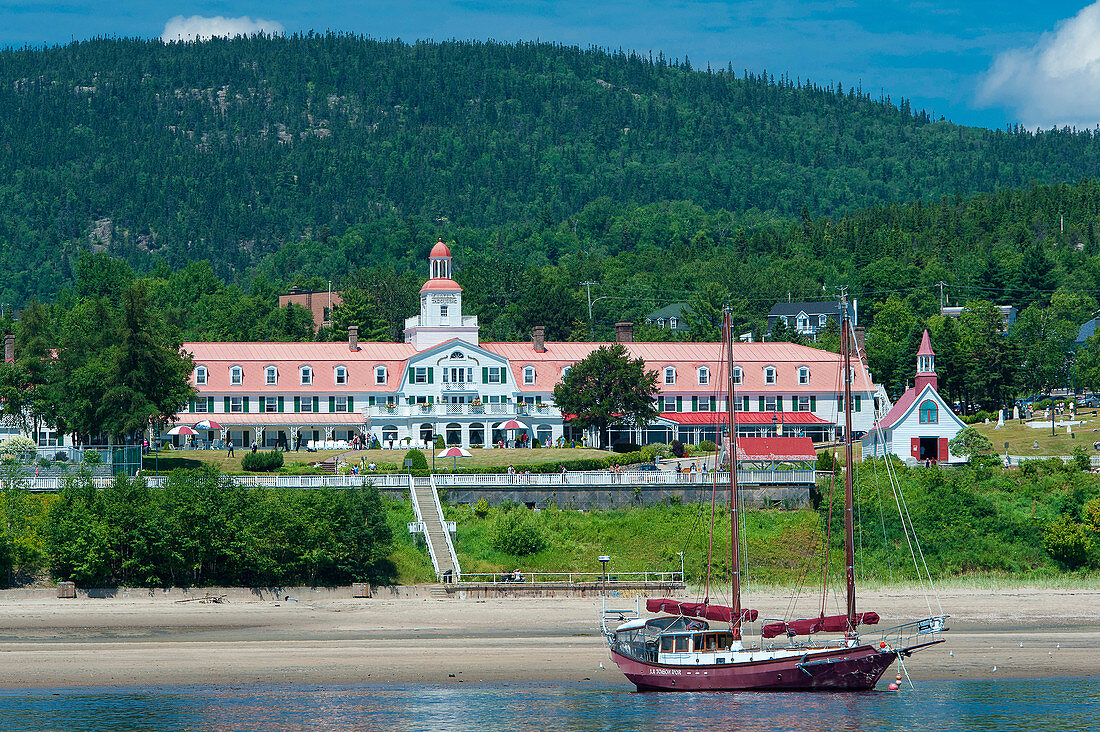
left=5, top=34, right=1100, bottom=303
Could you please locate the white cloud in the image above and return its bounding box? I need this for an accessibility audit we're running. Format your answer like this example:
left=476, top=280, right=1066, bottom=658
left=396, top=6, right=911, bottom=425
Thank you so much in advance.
left=160, top=15, right=284, bottom=43
left=978, top=3, right=1100, bottom=129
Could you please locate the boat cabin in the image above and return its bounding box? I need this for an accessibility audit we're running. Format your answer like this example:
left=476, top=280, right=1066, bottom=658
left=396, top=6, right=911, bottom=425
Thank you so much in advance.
left=612, top=616, right=738, bottom=665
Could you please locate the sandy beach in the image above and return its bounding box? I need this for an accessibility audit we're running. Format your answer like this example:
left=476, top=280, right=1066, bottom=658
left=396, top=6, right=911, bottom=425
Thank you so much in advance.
left=0, top=586, right=1097, bottom=688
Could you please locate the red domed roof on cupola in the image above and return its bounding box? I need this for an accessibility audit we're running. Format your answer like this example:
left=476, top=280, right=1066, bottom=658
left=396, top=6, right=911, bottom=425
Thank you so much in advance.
left=420, top=278, right=462, bottom=293
left=430, top=238, right=451, bottom=259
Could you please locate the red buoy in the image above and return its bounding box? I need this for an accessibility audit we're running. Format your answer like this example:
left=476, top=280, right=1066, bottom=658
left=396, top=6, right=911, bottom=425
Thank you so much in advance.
left=888, top=682, right=899, bottom=691
left=880, top=641, right=887, bottom=648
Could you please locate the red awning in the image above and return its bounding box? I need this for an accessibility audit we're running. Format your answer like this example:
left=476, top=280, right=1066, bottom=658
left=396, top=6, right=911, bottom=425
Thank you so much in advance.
left=658, top=412, right=832, bottom=426
left=646, top=598, right=758, bottom=623
left=761, top=612, right=880, bottom=639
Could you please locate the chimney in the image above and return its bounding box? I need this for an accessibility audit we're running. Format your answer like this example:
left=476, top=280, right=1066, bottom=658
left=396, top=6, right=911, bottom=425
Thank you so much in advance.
left=532, top=325, right=546, bottom=353
left=615, top=321, right=634, bottom=343
left=3, top=334, right=13, bottom=363
left=853, top=326, right=867, bottom=366
left=348, top=325, right=358, bottom=351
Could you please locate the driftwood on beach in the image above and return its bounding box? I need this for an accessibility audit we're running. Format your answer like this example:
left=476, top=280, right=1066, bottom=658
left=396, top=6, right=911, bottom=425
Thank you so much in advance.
left=174, top=594, right=228, bottom=604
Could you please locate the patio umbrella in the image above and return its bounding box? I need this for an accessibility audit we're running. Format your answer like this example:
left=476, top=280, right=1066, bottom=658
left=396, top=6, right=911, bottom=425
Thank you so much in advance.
left=437, top=446, right=473, bottom=469
left=499, top=419, right=525, bottom=447
left=166, top=425, right=197, bottom=436
left=193, top=419, right=222, bottom=430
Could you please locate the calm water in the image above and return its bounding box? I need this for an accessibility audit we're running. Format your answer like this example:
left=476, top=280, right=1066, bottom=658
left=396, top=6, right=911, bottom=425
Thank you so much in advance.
left=1, top=678, right=1096, bottom=732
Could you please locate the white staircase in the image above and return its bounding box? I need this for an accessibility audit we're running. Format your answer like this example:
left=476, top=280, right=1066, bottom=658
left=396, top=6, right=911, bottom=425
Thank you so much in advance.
left=408, top=475, right=461, bottom=583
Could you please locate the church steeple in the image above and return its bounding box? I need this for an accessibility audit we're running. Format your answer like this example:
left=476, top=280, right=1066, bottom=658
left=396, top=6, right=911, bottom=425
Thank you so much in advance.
left=914, top=329, right=937, bottom=391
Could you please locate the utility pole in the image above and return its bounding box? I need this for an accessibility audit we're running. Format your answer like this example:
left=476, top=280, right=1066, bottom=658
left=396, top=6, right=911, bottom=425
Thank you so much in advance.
left=937, top=281, right=947, bottom=313
left=581, top=281, right=598, bottom=339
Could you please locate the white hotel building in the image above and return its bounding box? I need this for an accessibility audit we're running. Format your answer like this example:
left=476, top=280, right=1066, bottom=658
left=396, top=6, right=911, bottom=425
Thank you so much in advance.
left=176, top=241, right=885, bottom=450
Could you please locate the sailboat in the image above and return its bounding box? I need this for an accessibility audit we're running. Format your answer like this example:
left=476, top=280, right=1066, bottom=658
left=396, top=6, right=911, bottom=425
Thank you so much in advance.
left=602, top=298, right=947, bottom=691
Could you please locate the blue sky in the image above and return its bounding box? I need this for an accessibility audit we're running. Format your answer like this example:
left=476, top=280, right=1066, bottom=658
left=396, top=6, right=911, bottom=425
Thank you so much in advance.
left=2, top=1, right=1099, bottom=130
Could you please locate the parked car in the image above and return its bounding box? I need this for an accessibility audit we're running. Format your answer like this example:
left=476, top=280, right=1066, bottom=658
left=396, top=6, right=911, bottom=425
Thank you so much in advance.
left=637, top=463, right=660, bottom=471
left=1082, top=396, right=1100, bottom=408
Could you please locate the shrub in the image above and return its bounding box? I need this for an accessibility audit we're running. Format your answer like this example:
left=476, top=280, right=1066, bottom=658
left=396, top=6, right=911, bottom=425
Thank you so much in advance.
left=532, top=439, right=540, bottom=448
left=817, top=449, right=836, bottom=472
left=473, top=497, right=490, bottom=518
left=1084, top=498, right=1100, bottom=534
left=490, top=508, right=547, bottom=555
left=612, top=441, right=641, bottom=453
left=948, top=426, right=993, bottom=462
left=1072, top=445, right=1092, bottom=472
left=697, top=439, right=717, bottom=453
left=434, top=435, right=445, bottom=449
left=1042, top=517, right=1093, bottom=569
left=648, top=442, right=671, bottom=459
left=241, top=450, right=284, bottom=472
left=404, top=449, right=429, bottom=471
left=82, top=451, right=102, bottom=466
left=670, top=440, right=685, bottom=458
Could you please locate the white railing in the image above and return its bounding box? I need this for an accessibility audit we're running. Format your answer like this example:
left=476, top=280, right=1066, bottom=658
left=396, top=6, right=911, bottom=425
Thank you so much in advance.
left=457, top=570, right=684, bottom=585
left=20, top=469, right=815, bottom=492
left=366, top=403, right=561, bottom=419
left=434, top=470, right=815, bottom=487
left=407, top=476, right=442, bottom=579
left=430, top=474, right=462, bottom=580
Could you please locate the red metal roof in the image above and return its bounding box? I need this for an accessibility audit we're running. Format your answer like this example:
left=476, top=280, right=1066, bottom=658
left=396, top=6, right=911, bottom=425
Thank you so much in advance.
left=483, top=341, right=875, bottom=395
left=419, top=278, right=462, bottom=292
left=736, top=436, right=817, bottom=461
left=917, top=329, right=935, bottom=357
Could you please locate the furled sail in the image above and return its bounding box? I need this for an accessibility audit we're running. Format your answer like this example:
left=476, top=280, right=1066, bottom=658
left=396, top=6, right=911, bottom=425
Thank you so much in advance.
left=646, top=599, right=759, bottom=623
left=761, top=612, right=880, bottom=639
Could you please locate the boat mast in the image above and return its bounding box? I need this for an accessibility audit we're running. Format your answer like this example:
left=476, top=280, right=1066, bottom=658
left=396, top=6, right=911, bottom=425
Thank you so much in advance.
left=724, top=308, right=742, bottom=640
left=840, top=290, right=857, bottom=634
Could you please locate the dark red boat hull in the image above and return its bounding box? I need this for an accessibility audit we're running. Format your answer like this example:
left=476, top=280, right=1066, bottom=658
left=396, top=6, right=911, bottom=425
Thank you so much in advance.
left=611, top=644, right=899, bottom=691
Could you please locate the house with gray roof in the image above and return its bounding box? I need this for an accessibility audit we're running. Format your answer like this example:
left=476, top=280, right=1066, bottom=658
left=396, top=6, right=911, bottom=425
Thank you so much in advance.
left=767, top=300, right=857, bottom=341
left=644, top=303, right=693, bottom=332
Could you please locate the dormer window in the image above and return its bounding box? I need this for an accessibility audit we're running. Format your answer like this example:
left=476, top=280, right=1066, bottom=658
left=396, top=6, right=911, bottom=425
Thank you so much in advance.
left=561, top=366, right=571, bottom=380
left=819, top=314, right=827, bottom=327
left=664, top=367, right=676, bottom=385
left=798, top=366, right=810, bottom=385
left=697, top=367, right=709, bottom=385
left=335, top=365, right=347, bottom=385
left=732, top=367, right=742, bottom=385
left=670, top=317, right=678, bottom=329
left=375, top=365, right=387, bottom=385
left=195, top=366, right=207, bottom=385
left=265, top=366, right=277, bottom=385
left=764, top=366, right=776, bottom=385
left=300, top=366, right=313, bottom=385
left=797, top=313, right=809, bottom=332
left=230, top=366, right=243, bottom=386
left=523, top=366, right=535, bottom=385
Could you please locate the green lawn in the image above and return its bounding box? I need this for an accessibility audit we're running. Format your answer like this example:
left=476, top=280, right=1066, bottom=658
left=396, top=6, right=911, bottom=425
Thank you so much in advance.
left=144, top=446, right=611, bottom=475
